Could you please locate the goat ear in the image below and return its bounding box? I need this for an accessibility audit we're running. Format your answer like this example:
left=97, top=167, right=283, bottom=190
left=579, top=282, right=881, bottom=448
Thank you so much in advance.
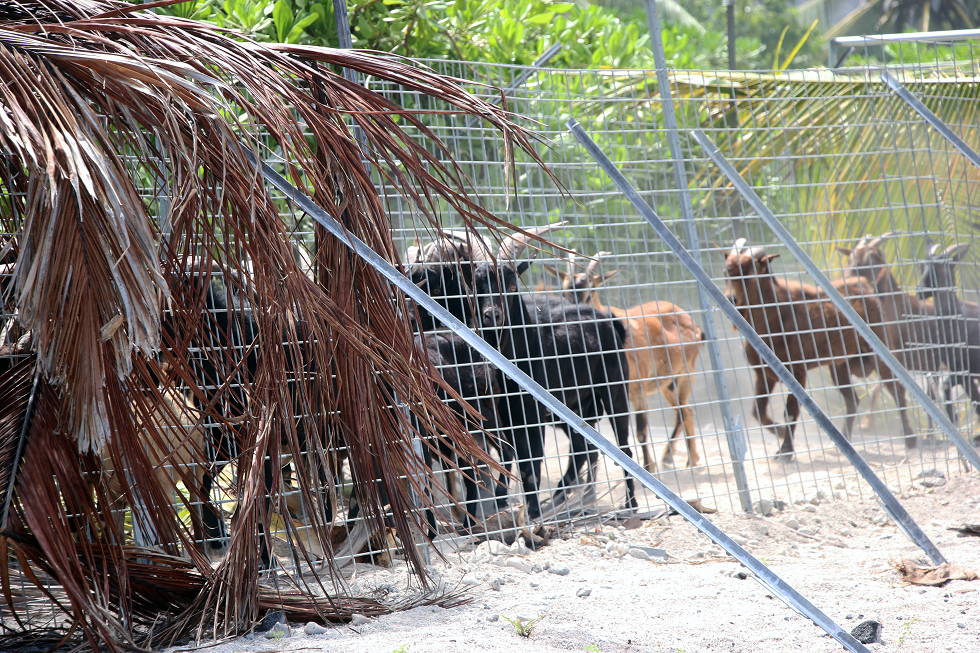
left=837, top=247, right=852, bottom=257
left=542, top=264, right=566, bottom=281
left=947, top=243, right=971, bottom=262
left=601, top=269, right=621, bottom=283
left=762, top=253, right=780, bottom=265
left=516, top=260, right=532, bottom=276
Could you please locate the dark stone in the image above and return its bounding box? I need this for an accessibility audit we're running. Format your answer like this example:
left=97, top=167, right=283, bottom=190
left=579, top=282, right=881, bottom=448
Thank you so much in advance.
left=851, top=620, right=882, bottom=644
left=735, top=572, right=748, bottom=580
left=623, top=517, right=643, bottom=530
left=772, top=500, right=787, bottom=511
left=257, top=610, right=286, bottom=633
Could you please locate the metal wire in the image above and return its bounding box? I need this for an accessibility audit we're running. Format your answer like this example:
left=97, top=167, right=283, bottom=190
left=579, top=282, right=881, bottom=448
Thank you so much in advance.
left=3, top=40, right=980, bottom=633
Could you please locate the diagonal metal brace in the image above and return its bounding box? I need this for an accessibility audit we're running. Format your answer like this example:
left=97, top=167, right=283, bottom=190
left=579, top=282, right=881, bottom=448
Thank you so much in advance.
left=569, top=120, right=946, bottom=573
left=692, top=127, right=980, bottom=477
left=882, top=72, right=980, bottom=183
left=244, top=145, right=870, bottom=653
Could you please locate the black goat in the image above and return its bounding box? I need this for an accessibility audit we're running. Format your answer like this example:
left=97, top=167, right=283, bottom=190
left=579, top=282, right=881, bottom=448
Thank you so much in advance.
left=917, top=241, right=980, bottom=440
left=468, top=252, right=636, bottom=516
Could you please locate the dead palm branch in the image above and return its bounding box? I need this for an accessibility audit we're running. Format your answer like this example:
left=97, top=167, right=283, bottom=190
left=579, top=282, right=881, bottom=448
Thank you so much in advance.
left=0, top=0, right=556, bottom=648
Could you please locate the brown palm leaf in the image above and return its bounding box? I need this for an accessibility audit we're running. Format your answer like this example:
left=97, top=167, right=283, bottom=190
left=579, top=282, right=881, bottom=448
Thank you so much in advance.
left=0, top=0, right=556, bottom=648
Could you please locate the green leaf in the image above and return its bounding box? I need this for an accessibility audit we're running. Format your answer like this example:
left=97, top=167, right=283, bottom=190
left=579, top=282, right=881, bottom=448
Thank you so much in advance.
left=526, top=11, right=553, bottom=23
left=549, top=2, right=573, bottom=12
left=287, top=13, right=320, bottom=41
left=273, top=1, right=295, bottom=42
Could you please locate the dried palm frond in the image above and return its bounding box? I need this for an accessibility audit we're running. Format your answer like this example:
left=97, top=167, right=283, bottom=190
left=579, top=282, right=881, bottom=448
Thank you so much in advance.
left=0, top=1, right=555, bottom=648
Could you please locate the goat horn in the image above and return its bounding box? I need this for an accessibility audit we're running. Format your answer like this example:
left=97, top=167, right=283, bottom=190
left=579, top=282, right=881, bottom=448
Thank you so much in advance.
left=587, top=251, right=612, bottom=275
left=407, top=238, right=423, bottom=264
left=498, top=221, right=567, bottom=262
left=928, top=243, right=942, bottom=258
left=730, top=237, right=750, bottom=257
left=867, top=231, right=895, bottom=249
left=748, top=246, right=768, bottom=261
left=567, top=249, right=578, bottom=277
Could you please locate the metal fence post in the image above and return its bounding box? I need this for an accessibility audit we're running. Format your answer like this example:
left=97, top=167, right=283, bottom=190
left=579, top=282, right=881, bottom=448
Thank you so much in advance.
left=692, top=127, right=980, bottom=475
left=568, top=120, right=946, bottom=567
left=247, top=144, right=873, bottom=653
left=645, top=0, right=752, bottom=512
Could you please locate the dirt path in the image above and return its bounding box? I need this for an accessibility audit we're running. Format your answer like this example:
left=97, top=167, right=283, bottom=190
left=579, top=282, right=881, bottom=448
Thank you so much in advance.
left=167, top=473, right=979, bottom=653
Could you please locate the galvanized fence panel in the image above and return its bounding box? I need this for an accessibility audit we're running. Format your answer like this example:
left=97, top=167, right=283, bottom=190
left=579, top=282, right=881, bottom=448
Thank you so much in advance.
left=352, top=51, right=980, bottom=547
left=2, top=44, right=980, bottom=621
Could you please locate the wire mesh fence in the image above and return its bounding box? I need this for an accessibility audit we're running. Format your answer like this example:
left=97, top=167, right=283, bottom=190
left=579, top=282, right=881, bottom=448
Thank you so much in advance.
left=3, top=40, right=980, bottom=622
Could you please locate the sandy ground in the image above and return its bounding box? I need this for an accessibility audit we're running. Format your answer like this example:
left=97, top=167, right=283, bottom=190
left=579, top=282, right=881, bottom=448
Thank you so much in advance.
left=167, top=471, right=980, bottom=653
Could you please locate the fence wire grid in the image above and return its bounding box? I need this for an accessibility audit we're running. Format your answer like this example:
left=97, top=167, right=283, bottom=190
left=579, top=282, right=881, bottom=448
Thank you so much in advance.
left=3, top=42, right=980, bottom=621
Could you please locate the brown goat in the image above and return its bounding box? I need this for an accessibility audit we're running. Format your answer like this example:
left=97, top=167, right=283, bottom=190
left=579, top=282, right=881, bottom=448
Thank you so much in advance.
left=840, top=234, right=945, bottom=435
left=724, top=241, right=915, bottom=455
left=545, top=252, right=704, bottom=469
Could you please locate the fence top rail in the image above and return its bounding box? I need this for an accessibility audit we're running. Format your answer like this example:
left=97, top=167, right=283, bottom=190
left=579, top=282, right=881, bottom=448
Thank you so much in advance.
left=833, top=29, right=980, bottom=46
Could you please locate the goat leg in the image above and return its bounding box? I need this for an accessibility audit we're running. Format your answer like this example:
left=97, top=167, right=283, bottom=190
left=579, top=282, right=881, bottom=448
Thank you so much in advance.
left=879, top=367, right=917, bottom=449
left=831, top=364, right=859, bottom=441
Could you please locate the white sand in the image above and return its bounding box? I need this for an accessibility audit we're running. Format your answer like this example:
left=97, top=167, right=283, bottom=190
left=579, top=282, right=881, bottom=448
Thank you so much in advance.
left=167, top=472, right=980, bottom=653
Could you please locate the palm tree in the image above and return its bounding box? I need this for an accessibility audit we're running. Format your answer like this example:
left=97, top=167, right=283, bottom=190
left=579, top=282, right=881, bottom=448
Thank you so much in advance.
left=0, top=0, right=553, bottom=648
left=667, top=67, right=980, bottom=274
left=801, top=0, right=978, bottom=41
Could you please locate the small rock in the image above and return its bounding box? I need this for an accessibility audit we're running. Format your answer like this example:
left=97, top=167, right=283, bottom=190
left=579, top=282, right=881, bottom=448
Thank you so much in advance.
left=623, top=516, right=643, bottom=529
left=802, top=505, right=817, bottom=513
left=304, top=622, right=328, bottom=636
left=542, top=560, right=552, bottom=570
left=488, top=541, right=508, bottom=556
left=873, top=513, right=888, bottom=525
left=839, top=528, right=852, bottom=537
left=731, top=535, right=749, bottom=546
left=489, top=577, right=504, bottom=591
left=958, top=623, right=966, bottom=629
left=244, top=633, right=255, bottom=640
left=511, top=537, right=530, bottom=555
left=547, top=566, right=570, bottom=576
left=530, top=581, right=539, bottom=588
left=493, top=557, right=506, bottom=567
left=919, top=477, right=946, bottom=488
left=488, top=614, right=499, bottom=622
left=845, top=614, right=853, bottom=620
left=576, top=587, right=592, bottom=598
left=531, top=563, right=543, bottom=573
left=596, top=535, right=611, bottom=544
left=772, top=500, right=787, bottom=511
left=759, top=525, right=770, bottom=537
left=469, top=552, right=487, bottom=564
left=785, top=519, right=801, bottom=530
left=350, top=614, right=371, bottom=627
left=734, top=571, right=748, bottom=580
left=461, top=575, right=479, bottom=586
left=754, top=499, right=774, bottom=516
left=850, top=620, right=882, bottom=644
left=916, top=468, right=944, bottom=479
left=834, top=481, right=846, bottom=490
left=258, top=610, right=286, bottom=632
left=264, top=623, right=291, bottom=639
left=505, top=558, right=533, bottom=573
left=629, top=548, right=650, bottom=560
left=798, top=528, right=815, bottom=537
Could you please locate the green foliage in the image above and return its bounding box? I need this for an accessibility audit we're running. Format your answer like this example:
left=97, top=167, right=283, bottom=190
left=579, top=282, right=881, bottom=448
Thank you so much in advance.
left=584, top=645, right=600, bottom=653
left=501, top=614, right=543, bottom=638
left=392, top=645, right=410, bottom=653
left=153, top=0, right=774, bottom=70
left=155, top=0, right=323, bottom=44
